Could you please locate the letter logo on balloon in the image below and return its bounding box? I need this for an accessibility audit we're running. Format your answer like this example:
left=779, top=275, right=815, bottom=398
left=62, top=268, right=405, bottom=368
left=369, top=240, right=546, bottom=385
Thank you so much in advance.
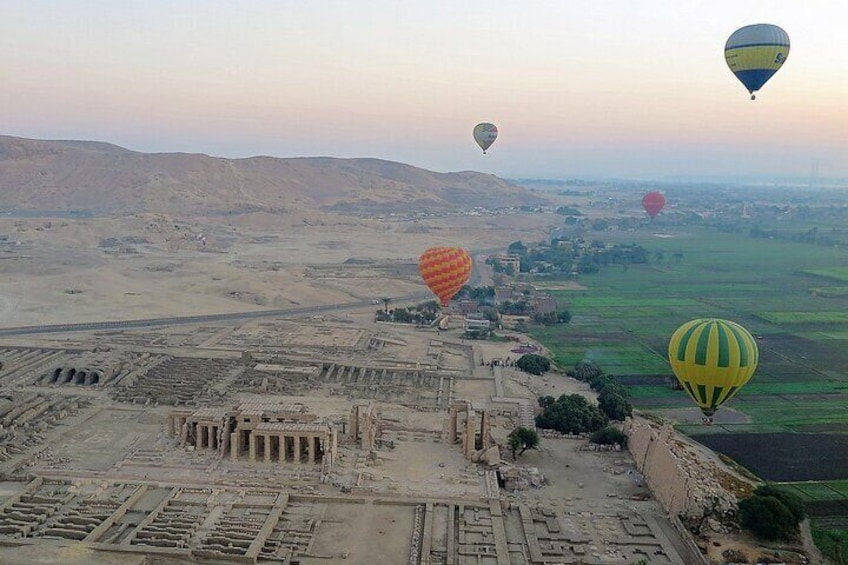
left=419, top=247, right=473, bottom=307
left=725, top=24, right=790, bottom=100
left=473, top=123, right=498, bottom=154
left=668, top=318, right=759, bottom=421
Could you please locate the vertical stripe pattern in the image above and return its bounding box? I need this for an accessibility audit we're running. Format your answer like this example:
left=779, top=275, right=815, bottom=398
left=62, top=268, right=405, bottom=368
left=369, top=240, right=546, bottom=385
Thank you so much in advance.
left=418, top=247, right=473, bottom=307
left=668, top=318, right=759, bottom=417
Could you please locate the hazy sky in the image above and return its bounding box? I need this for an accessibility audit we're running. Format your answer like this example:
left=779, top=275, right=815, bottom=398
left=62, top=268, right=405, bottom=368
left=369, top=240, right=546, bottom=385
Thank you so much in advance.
left=3, top=1, right=847, bottom=180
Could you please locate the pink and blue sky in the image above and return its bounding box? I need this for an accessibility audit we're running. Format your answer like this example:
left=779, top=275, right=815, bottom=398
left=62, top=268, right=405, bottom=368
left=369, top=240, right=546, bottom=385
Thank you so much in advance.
left=3, top=1, right=846, bottom=180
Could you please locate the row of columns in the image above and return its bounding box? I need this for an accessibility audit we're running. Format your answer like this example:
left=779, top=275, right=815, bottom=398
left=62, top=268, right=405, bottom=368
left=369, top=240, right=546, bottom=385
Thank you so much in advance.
left=237, top=432, right=324, bottom=464
left=170, top=416, right=221, bottom=451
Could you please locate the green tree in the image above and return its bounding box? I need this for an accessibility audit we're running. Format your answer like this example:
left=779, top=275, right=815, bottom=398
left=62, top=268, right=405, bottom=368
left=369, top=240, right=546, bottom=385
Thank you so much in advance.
left=507, top=240, right=528, bottom=254
left=598, top=387, right=633, bottom=421
left=752, top=484, right=806, bottom=523
left=516, top=354, right=551, bottom=375
left=507, top=427, right=540, bottom=459
left=538, top=396, right=556, bottom=408
left=571, top=359, right=602, bottom=382
left=588, top=373, right=616, bottom=392
left=738, top=495, right=801, bottom=541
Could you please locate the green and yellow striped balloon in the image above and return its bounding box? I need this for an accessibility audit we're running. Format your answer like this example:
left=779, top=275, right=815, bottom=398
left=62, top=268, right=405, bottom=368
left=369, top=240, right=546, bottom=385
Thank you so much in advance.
left=668, top=318, right=759, bottom=417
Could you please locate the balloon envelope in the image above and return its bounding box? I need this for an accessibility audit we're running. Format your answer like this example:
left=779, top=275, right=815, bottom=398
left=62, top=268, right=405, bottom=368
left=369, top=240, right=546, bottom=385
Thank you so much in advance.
left=668, top=318, right=759, bottom=417
left=642, top=191, right=665, bottom=219
left=473, top=123, right=498, bottom=153
left=419, top=247, right=473, bottom=307
left=725, top=24, right=790, bottom=98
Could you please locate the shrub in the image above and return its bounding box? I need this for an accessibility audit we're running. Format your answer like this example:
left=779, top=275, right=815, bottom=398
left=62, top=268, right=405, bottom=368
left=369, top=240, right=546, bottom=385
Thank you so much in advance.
left=590, top=426, right=627, bottom=447
left=752, top=484, right=806, bottom=523
left=738, top=495, right=800, bottom=541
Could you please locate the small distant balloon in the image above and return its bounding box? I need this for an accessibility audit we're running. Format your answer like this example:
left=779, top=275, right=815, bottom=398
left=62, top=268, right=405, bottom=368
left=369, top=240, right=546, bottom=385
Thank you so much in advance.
left=419, top=247, right=473, bottom=307
left=473, top=123, right=498, bottom=154
left=642, top=191, right=665, bottom=219
left=725, top=24, right=790, bottom=100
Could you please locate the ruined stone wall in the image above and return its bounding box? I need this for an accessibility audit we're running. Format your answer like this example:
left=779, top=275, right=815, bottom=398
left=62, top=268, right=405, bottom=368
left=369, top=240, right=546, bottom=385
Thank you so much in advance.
left=625, top=417, right=738, bottom=525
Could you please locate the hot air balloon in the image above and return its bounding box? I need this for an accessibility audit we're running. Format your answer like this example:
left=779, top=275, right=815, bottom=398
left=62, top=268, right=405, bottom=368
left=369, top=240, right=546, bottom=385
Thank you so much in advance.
left=473, top=123, right=498, bottom=154
left=725, top=24, right=790, bottom=100
left=419, top=247, right=473, bottom=307
left=668, top=318, right=759, bottom=423
left=642, top=191, right=665, bottom=219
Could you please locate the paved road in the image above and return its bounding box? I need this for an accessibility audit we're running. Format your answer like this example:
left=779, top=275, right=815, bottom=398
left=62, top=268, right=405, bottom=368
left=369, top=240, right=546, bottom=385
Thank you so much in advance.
left=0, top=247, right=498, bottom=337
left=0, top=293, right=433, bottom=337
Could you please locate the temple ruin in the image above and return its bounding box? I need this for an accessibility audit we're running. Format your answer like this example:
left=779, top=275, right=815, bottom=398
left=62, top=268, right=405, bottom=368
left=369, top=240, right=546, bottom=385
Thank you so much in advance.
left=167, top=400, right=338, bottom=470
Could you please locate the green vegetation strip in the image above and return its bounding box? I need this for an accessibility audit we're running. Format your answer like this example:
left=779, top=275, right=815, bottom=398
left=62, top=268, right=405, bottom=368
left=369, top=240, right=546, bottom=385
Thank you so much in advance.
left=784, top=482, right=847, bottom=501
left=757, top=311, right=848, bottom=324
left=810, top=286, right=848, bottom=297
left=804, top=268, right=848, bottom=282
left=811, top=529, right=848, bottom=565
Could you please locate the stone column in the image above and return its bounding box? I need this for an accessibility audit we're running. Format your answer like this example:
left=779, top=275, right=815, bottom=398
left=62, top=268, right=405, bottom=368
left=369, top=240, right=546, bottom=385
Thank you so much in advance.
left=197, top=424, right=206, bottom=448
left=307, top=434, right=316, bottom=463
left=248, top=432, right=257, bottom=462
left=167, top=415, right=175, bottom=436
left=330, top=427, right=338, bottom=467
left=279, top=435, right=287, bottom=463
left=208, top=425, right=215, bottom=450
left=480, top=411, right=490, bottom=447
left=448, top=404, right=458, bottom=443
left=220, top=420, right=230, bottom=458
left=464, top=408, right=476, bottom=458
left=348, top=406, right=359, bottom=441
left=294, top=436, right=302, bottom=463
left=264, top=434, right=272, bottom=462
left=230, top=431, right=240, bottom=462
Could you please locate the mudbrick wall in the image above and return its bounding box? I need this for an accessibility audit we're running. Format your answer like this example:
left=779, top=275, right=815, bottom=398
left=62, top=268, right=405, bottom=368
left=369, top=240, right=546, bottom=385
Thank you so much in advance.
left=625, top=417, right=740, bottom=527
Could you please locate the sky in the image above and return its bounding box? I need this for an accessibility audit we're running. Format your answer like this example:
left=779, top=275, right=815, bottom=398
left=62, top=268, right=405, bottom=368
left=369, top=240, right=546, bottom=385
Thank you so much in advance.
left=3, top=1, right=847, bottom=181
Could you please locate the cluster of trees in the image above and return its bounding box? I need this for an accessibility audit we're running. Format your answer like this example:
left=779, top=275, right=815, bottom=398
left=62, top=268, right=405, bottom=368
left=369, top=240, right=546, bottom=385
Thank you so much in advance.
left=516, top=354, right=551, bottom=375
left=738, top=484, right=806, bottom=541
left=529, top=359, right=633, bottom=434
left=535, top=394, right=608, bottom=434
left=454, top=285, right=495, bottom=304
left=463, top=328, right=494, bottom=340
left=533, top=310, right=572, bottom=325
left=497, top=299, right=571, bottom=326
left=750, top=225, right=845, bottom=248
left=494, top=239, right=653, bottom=277
left=374, top=301, right=439, bottom=325
left=570, top=360, right=633, bottom=421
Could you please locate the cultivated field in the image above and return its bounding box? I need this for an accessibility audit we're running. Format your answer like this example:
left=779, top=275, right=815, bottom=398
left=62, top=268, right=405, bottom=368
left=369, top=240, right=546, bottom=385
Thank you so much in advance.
left=530, top=224, right=848, bottom=484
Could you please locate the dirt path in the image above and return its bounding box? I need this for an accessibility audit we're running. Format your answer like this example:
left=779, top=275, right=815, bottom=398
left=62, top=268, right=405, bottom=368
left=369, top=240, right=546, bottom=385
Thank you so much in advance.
left=800, top=519, right=831, bottom=565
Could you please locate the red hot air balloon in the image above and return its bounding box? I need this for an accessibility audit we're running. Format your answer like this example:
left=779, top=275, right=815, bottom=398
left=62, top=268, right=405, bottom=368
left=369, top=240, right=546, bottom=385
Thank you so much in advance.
left=418, top=247, right=473, bottom=307
left=642, top=191, right=665, bottom=219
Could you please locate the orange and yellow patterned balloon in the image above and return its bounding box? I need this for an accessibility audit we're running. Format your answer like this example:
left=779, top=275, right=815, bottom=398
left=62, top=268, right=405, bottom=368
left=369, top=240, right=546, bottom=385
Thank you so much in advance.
left=418, top=247, right=473, bottom=307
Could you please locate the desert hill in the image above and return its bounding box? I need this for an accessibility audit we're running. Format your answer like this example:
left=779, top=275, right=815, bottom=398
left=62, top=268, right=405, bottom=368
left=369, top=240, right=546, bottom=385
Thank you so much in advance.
left=0, top=135, right=546, bottom=216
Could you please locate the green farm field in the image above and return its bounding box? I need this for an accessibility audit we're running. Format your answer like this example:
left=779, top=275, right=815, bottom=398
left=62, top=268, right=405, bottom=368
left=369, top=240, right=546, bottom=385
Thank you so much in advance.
left=530, top=226, right=848, bottom=438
